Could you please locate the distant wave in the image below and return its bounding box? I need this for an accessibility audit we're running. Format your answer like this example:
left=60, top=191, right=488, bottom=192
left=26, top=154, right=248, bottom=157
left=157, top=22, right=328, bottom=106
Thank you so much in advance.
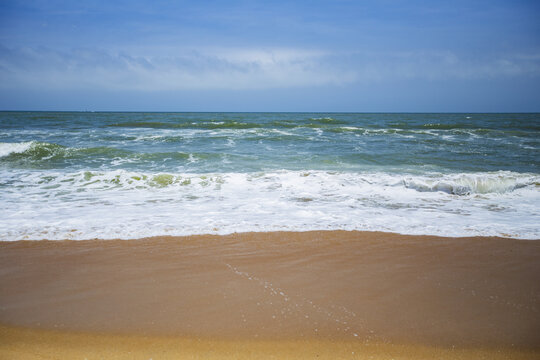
left=387, top=122, right=540, bottom=132
left=108, top=121, right=263, bottom=130
left=104, top=120, right=539, bottom=140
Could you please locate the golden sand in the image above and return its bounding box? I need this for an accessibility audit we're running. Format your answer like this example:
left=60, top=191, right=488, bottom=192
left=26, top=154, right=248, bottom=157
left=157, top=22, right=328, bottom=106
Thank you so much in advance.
left=1, top=231, right=539, bottom=358
left=1, top=324, right=538, bottom=360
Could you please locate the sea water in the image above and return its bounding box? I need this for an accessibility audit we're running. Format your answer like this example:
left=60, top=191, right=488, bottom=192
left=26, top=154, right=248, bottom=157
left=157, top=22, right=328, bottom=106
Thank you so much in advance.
left=0, top=112, right=538, bottom=240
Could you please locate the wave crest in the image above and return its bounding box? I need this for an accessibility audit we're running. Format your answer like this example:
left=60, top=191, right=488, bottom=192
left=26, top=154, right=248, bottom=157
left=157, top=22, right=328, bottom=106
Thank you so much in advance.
left=403, top=173, right=536, bottom=195
left=0, top=141, right=130, bottom=162
left=108, top=121, right=262, bottom=130
left=0, top=141, right=36, bottom=158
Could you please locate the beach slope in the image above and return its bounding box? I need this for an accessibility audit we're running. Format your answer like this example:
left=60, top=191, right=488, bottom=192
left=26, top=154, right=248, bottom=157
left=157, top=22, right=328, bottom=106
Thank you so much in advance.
left=1, top=231, right=539, bottom=358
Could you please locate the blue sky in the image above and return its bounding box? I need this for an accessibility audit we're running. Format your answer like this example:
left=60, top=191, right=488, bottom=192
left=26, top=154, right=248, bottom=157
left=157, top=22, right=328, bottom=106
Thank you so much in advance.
left=0, top=0, right=539, bottom=111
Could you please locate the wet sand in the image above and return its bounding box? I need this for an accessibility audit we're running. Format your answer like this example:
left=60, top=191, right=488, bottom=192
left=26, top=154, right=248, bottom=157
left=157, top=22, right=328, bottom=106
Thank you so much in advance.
left=1, top=231, right=539, bottom=358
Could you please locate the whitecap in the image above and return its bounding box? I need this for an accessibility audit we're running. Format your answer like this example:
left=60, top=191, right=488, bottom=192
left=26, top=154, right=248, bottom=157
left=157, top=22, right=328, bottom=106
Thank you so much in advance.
left=0, top=169, right=538, bottom=240
left=0, top=141, right=34, bottom=158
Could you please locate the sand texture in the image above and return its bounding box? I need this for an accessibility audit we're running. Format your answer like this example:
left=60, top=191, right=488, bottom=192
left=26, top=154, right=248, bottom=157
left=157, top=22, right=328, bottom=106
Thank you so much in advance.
left=1, top=324, right=539, bottom=360
left=1, top=231, right=539, bottom=358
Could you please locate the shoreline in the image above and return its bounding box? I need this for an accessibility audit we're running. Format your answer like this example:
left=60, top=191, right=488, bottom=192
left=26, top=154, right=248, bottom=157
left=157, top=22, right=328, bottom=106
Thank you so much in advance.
left=1, top=230, right=539, bottom=358
left=5, top=228, right=540, bottom=242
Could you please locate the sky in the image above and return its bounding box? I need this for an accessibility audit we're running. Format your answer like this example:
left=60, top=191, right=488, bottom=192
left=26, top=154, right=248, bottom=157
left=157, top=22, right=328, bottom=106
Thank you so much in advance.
left=0, top=0, right=539, bottom=112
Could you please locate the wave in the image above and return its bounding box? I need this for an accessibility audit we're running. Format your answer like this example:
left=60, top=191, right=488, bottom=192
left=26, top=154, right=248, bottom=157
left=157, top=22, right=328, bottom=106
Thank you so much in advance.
left=4, top=168, right=536, bottom=195
left=104, top=122, right=537, bottom=141
left=386, top=122, right=473, bottom=130
left=307, top=117, right=347, bottom=124
left=421, top=123, right=476, bottom=130
left=1, top=141, right=536, bottom=195
left=107, top=118, right=354, bottom=132
left=108, top=121, right=262, bottom=130
left=1, top=169, right=538, bottom=240
left=402, top=173, right=537, bottom=195
left=46, top=170, right=227, bottom=189
left=108, top=120, right=348, bottom=131
left=386, top=121, right=540, bottom=132
left=0, top=141, right=34, bottom=158
left=0, top=141, right=235, bottom=165
left=0, top=141, right=130, bottom=162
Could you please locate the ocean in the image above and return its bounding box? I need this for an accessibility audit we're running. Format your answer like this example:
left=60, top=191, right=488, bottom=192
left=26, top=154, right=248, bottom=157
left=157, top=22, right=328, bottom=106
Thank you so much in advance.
left=0, top=112, right=538, bottom=240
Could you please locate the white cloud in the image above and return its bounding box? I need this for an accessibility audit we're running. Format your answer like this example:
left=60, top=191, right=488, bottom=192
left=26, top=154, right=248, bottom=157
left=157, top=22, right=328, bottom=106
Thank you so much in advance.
left=1, top=45, right=539, bottom=92
left=0, top=46, right=357, bottom=91
left=350, top=50, right=540, bottom=81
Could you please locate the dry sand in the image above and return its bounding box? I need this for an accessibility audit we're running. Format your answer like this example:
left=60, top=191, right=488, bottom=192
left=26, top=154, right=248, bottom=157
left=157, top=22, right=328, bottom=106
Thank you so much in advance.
left=2, top=324, right=539, bottom=360
left=1, top=231, right=539, bottom=359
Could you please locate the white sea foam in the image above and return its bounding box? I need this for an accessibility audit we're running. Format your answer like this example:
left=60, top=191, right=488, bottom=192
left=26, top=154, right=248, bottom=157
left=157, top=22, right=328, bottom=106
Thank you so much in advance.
left=0, top=169, right=538, bottom=240
left=0, top=142, right=34, bottom=158
left=402, top=173, right=534, bottom=195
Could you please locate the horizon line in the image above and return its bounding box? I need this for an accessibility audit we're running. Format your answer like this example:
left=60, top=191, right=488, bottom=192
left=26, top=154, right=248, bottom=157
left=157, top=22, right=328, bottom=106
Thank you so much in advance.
left=1, top=110, right=539, bottom=114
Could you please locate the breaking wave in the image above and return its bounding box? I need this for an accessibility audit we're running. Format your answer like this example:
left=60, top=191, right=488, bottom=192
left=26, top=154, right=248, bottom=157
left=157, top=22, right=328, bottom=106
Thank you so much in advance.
left=402, top=173, right=537, bottom=195
left=0, top=141, right=239, bottom=167
left=1, top=169, right=538, bottom=240
left=0, top=141, right=129, bottom=161
left=108, top=121, right=263, bottom=130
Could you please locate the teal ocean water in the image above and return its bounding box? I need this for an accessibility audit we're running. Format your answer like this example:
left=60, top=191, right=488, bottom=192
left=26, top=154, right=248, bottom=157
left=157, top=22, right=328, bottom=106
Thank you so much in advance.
left=1, top=112, right=538, bottom=240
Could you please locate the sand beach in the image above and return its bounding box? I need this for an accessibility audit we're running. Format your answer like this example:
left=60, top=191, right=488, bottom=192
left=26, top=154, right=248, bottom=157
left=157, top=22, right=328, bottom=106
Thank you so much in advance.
left=1, top=231, right=539, bottom=359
